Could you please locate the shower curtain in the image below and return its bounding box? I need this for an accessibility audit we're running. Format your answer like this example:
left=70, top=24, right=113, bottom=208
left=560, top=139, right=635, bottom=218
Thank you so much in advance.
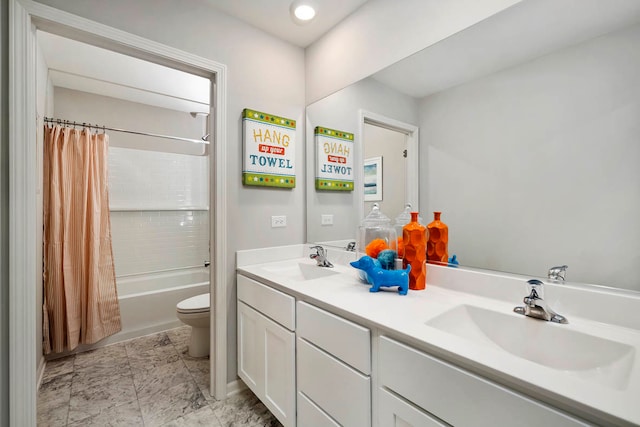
left=43, top=125, right=121, bottom=354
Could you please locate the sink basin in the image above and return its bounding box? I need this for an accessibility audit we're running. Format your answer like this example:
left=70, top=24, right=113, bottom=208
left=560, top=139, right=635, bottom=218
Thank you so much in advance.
left=426, top=305, right=635, bottom=390
left=261, top=262, right=339, bottom=281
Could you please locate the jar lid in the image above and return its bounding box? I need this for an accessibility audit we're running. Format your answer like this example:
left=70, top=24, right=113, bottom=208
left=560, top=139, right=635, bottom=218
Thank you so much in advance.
left=394, top=203, right=422, bottom=226
left=361, top=203, right=391, bottom=227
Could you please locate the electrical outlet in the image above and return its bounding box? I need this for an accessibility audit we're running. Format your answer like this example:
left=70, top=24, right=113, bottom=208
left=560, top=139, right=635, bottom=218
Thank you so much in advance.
left=271, top=215, right=287, bottom=228
left=321, top=214, right=334, bottom=226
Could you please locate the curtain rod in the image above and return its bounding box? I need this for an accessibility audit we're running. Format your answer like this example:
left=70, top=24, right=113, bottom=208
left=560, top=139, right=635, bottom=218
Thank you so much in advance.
left=44, top=117, right=209, bottom=145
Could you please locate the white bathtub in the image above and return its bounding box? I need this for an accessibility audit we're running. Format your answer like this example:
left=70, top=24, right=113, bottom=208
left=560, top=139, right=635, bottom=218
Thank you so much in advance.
left=115, top=267, right=210, bottom=340
left=44, top=267, right=210, bottom=360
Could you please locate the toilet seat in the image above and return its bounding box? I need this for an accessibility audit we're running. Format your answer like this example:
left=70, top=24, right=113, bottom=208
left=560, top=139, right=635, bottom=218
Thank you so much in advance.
left=177, top=293, right=210, bottom=314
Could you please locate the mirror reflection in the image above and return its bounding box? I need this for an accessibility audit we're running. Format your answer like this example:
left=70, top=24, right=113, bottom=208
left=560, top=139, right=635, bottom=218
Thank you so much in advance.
left=306, top=2, right=640, bottom=292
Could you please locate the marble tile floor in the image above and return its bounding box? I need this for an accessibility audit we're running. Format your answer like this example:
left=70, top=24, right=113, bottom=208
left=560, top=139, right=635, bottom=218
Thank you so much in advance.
left=38, top=326, right=283, bottom=427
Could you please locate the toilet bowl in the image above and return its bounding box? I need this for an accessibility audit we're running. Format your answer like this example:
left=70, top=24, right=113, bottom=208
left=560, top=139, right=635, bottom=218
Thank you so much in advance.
left=176, top=293, right=210, bottom=358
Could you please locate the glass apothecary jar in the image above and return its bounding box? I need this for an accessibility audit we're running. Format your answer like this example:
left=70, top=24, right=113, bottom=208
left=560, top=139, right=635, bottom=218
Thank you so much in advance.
left=356, top=204, right=397, bottom=276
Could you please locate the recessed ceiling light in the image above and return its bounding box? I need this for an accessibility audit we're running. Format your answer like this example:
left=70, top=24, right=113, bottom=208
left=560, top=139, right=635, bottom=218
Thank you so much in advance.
left=290, top=1, right=317, bottom=25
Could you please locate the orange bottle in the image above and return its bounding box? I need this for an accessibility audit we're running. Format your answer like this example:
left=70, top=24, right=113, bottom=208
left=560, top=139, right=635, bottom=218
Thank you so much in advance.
left=427, top=212, right=448, bottom=265
left=403, top=212, right=427, bottom=290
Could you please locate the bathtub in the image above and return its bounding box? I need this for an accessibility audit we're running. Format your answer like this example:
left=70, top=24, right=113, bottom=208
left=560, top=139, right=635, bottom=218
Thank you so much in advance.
left=43, top=267, right=210, bottom=360
left=115, top=267, right=210, bottom=341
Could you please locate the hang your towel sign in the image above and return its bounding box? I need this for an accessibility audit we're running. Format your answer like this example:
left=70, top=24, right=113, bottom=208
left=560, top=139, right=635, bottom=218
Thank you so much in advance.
left=242, top=108, right=296, bottom=188
left=315, top=126, right=354, bottom=191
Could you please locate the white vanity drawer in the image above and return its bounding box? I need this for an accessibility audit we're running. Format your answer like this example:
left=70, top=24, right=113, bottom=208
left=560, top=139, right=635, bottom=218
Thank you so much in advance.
left=297, top=391, right=340, bottom=427
left=297, top=337, right=371, bottom=427
left=297, top=301, right=371, bottom=374
left=378, top=387, right=446, bottom=427
left=379, top=336, right=589, bottom=427
left=237, top=274, right=295, bottom=330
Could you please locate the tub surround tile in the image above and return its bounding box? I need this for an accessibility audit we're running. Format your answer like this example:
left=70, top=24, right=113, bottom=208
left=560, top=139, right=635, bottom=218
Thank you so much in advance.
left=139, top=380, right=207, bottom=427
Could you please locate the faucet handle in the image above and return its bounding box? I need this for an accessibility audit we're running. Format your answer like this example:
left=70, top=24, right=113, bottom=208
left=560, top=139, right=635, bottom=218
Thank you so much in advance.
left=525, top=279, right=544, bottom=302
left=548, top=265, right=568, bottom=282
left=309, top=245, right=325, bottom=256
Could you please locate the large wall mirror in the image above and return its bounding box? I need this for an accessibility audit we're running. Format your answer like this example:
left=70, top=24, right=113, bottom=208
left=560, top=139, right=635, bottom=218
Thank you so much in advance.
left=306, top=0, right=640, bottom=292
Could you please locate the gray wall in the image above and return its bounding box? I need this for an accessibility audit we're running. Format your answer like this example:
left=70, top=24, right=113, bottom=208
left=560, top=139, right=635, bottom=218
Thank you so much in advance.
left=1, top=0, right=9, bottom=424
left=363, top=123, right=407, bottom=220
left=306, top=77, right=419, bottom=243
left=36, top=0, right=306, bottom=384
left=418, top=23, right=640, bottom=290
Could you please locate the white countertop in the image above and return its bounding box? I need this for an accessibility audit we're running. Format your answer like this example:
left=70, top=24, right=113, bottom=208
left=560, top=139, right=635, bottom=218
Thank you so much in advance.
left=236, top=246, right=640, bottom=426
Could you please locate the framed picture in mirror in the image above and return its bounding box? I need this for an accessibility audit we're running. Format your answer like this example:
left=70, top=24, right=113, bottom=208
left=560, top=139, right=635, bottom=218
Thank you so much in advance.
left=364, top=156, right=383, bottom=201
left=314, top=126, right=354, bottom=191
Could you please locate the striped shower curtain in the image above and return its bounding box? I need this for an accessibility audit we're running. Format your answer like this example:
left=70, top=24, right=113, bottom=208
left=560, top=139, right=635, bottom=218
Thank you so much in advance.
left=43, top=125, right=121, bottom=354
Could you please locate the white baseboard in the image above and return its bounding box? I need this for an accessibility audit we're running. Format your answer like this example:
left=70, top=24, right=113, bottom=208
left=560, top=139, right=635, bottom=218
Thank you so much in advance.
left=225, top=379, right=247, bottom=397
left=36, top=356, right=46, bottom=390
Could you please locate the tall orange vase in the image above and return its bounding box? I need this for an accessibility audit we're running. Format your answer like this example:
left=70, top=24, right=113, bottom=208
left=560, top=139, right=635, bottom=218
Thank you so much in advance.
left=427, top=212, right=448, bottom=265
left=403, top=212, right=427, bottom=290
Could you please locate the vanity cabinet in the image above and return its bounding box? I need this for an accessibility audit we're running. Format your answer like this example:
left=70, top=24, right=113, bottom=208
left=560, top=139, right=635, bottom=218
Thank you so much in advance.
left=237, top=275, right=296, bottom=427
left=237, top=264, right=599, bottom=427
left=296, top=301, right=371, bottom=426
left=378, top=336, right=590, bottom=427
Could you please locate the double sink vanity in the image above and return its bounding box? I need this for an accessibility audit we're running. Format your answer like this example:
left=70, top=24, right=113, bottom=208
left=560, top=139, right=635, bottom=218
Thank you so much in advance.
left=236, top=245, right=640, bottom=427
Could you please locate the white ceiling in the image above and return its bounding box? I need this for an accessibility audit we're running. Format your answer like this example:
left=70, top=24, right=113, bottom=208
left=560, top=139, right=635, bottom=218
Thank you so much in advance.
left=204, top=0, right=369, bottom=47
left=38, top=0, right=370, bottom=112
left=39, top=31, right=211, bottom=113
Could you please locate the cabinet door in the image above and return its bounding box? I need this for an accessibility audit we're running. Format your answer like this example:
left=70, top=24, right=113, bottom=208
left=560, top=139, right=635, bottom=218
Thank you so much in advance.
left=238, top=301, right=261, bottom=391
left=298, top=337, right=370, bottom=427
left=298, top=392, right=340, bottom=427
left=237, top=301, right=295, bottom=427
left=379, top=388, right=448, bottom=427
left=379, top=336, right=589, bottom=427
left=263, top=313, right=295, bottom=426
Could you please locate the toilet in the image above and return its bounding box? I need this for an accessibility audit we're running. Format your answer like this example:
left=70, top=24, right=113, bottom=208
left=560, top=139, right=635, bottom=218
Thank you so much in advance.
left=176, top=293, right=210, bottom=358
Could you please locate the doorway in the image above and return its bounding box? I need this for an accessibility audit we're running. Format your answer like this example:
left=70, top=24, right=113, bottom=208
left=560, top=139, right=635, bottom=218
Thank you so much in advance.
left=357, top=110, right=419, bottom=226
left=9, top=2, right=228, bottom=424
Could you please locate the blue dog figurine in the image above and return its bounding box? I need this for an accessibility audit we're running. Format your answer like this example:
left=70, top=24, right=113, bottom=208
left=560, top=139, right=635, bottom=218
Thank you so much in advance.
left=350, top=256, right=410, bottom=296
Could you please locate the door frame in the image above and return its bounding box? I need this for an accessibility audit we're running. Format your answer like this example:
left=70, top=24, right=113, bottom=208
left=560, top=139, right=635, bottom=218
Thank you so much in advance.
left=9, top=0, right=228, bottom=424
left=356, top=109, right=419, bottom=223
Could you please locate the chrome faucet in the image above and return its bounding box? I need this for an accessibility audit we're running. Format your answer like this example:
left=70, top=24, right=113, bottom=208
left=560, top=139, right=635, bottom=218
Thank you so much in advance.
left=345, top=241, right=356, bottom=252
left=548, top=265, right=568, bottom=282
left=309, top=246, right=333, bottom=268
left=513, top=279, right=568, bottom=324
